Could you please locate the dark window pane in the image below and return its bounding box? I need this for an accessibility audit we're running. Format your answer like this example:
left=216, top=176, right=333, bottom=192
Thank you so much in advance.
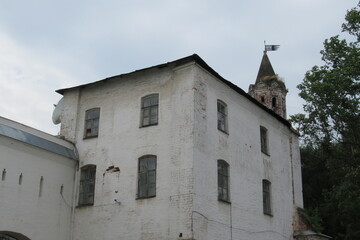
left=79, top=165, right=96, bottom=206
left=141, top=95, right=158, bottom=126
left=138, top=156, right=157, bottom=198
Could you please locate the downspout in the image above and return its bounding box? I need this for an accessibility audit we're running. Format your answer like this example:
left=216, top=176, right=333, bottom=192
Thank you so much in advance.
left=70, top=89, right=82, bottom=240
left=70, top=155, right=79, bottom=240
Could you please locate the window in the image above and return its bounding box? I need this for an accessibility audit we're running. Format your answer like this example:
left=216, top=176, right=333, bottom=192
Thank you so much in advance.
left=217, top=100, right=228, bottom=133
left=261, top=96, right=265, bottom=103
left=218, top=160, right=230, bottom=202
left=39, top=176, right=43, bottom=197
left=260, top=126, right=269, bottom=154
left=272, top=97, right=277, bottom=109
left=141, top=94, right=159, bottom=127
left=263, top=179, right=272, bottom=215
left=84, top=108, right=100, bottom=138
left=79, top=165, right=96, bottom=206
left=137, top=155, right=156, bottom=198
left=1, top=169, right=5, bottom=181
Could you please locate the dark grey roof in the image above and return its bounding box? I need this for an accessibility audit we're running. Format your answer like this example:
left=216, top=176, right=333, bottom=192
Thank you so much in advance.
left=0, top=123, right=77, bottom=160
left=56, top=54, right=292, bottom=129
left=256, top=51, right=276, bottom=83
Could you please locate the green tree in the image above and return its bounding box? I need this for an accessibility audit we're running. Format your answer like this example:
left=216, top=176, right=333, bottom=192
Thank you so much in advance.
left=290, top=3, right=360, bottom=239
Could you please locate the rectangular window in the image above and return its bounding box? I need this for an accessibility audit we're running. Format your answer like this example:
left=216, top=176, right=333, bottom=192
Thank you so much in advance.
left=79, top=165, right=96, bottom=206
left=218, top=160, right=230, bottom=202
left=141, top=94, right=159, bottom=127
left=217, top=100, right=228, bottom=133
left=260, top=126, right=268, bottom=154
left=84, top=108, right=100, bottom=138
left=138, top=155, right=156, bottom=198
left=263, top=179, right=272, bottom=215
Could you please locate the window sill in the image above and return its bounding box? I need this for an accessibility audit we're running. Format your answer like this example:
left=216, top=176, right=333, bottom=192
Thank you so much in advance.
left=218, top=129, right=229, bottom=135
left=136, top=195, right=156, bottom=200
left=261, top=151, right=270, bottom=157
left=76, top=203, right=94, bottom=208
left=263, top=212, right=273, bottom=217
left=139, top=123, right=158, bottom=128
left=83, top=135, right=98, bottom=140
left=218, top=198, right=231, bottom=204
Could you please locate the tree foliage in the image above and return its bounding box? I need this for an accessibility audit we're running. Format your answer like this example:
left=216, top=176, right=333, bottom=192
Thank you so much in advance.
left=290, top=3, right=360, bottom=239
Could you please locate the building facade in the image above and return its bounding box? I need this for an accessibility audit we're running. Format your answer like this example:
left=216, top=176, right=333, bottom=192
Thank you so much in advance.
left=0, top=116, right=78, bottom=240
left=53, top=54, right=304, bottom=240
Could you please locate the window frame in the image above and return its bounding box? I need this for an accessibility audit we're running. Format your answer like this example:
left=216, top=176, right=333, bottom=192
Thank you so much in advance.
left=262, top=179, right=272, bottom=215
left=137, top=155, right=157, bottom=199
left=217, top=160, right=230, bottom=203
left=260, top=126, right=269, bottom=155
left=140, top=94, right=159, bottom=127
left=84, top=108, right=100, bottom=139
left=79, top=164, right=96, bottom=206
left=217, top=100, right=228, bottom=133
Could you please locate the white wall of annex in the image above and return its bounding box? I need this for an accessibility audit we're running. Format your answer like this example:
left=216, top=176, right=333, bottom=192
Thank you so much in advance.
left=0, top=135, right=76, bottom=240
left=192, top=64, right=298, bottom=240
left=63, top=63, right=197, bottom=240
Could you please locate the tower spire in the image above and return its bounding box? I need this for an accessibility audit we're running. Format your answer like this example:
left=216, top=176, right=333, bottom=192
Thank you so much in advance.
left=248, top=49, right=288, bottom=118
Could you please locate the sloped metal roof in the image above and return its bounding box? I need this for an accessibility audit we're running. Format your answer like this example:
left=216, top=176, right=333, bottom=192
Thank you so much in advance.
left=0, top=123, right=77, bottom=160
left=56, top=54, right=293, bottom=130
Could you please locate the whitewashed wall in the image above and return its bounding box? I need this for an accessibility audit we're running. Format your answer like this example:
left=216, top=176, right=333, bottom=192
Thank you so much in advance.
left=0, top=117, right=77, bottom=240
left=58, top=59, right=303, bottom=240
left=192, top=64, right=303, bottom=240
left=60, top=63, right=197, bottom=240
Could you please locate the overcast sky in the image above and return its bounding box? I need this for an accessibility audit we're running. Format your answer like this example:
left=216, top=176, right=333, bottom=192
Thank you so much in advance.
left=0, top=0, right=356, bottom=134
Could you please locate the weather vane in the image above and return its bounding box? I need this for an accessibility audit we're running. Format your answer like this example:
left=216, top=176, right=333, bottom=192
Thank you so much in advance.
left=264, top=40, right=280, bottom=52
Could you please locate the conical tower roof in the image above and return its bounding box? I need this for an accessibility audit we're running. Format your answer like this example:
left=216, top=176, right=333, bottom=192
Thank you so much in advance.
left=255, top=51, right=276, bottom=83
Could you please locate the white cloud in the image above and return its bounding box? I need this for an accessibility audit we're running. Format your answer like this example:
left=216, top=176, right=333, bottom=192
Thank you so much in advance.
left=0, top=33, right=81, bottom=134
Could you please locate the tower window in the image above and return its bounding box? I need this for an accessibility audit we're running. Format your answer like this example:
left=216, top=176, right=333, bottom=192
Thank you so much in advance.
left=272, top=97, right=277, bottom=108
left=261, top=96, right=265, bottom=103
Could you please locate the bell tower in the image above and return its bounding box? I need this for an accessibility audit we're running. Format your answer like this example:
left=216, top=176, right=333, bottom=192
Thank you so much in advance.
left=248, top=50, right=288, bottom=118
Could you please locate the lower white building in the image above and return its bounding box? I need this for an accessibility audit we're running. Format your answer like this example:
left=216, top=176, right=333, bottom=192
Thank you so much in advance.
left=0, top=116, right=77, bottom=240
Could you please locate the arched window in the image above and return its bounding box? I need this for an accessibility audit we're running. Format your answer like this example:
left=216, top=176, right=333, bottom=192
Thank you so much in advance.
left=140, top=94, right=159, bottom=127
left=217, top=100, right=228, bottom=133
left=137, top=155, right=157, bottom=198
left=272, top=97, right=277, bottom=108
left=260, top=126, right=269, bottom=155
left=79, top=165, right=96, bottom=206
left=217, top=160, right=230, bottom=202
left=262, top=179, right=272, bottom=215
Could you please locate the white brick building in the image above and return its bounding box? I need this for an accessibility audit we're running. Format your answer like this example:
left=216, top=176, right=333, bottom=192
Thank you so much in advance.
left=54, top=54, right=304, bottom=240
left=1, top=54, right=322, bottom=240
